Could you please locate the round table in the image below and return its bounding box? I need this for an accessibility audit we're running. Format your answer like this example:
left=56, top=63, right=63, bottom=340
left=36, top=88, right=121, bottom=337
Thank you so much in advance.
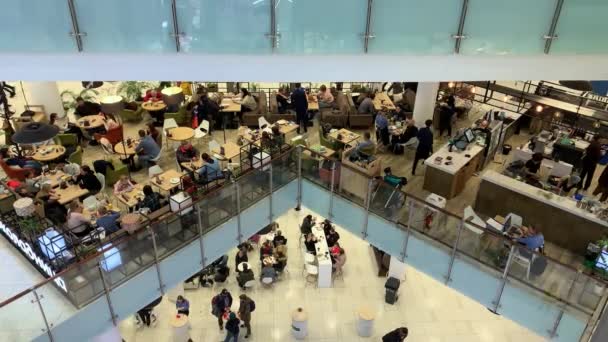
left=291, top=308, right=308, bottom=339
left=169, top=314, right=190, bottom=342
left=237, top=261, right=251, bottom=272
left=167, top=127, right=194, bottom=141
left=356, top=306, right=375, bottom=337
left=114, top=140, right=139, bottom=156
left=263, top=256, right=276, bottom=266
left=76, top=115, right=105, bottom=129
left=32, top=145, right=66, bottom=162
left=142, top=101, right=166, bottom=112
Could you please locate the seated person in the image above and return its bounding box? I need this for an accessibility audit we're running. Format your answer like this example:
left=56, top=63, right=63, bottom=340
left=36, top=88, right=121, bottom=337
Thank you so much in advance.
left=271, top=126, right=284, bottom=152
left=66, top=201, right=93, bottom=238
left=260, top=240, right=274, bottom=260
left=235, top=248, right=248, bottom=270
left=261, top=262, right=278, bottom=282
left=75, top=96, right=101, bottom=117
left=273, top=230, right=287, bottom=247
left=56, top=162, right=80, bottom=177
left=45, top=198, right=68, bottom=226
left=273, top=250, right=287, bottom=272
left=176, top=141, right=199, bottom=166
left=75, top=165, right=102, bottom=195
left=317, top=85, right=334, bottom=109
left=391, top=120, right=418, bottom=148
left=197, top=153, right=223, bottom=184
left=300, top=215, right=314, bottom=235
left=136, top=185, right=164, bottom=212
left=321, top=219, right=333, bottom=235
left=101, top=113, right=120, bottom=131
left=36, top=183, right=56, bottom=201
left=357, top=92, right=376, bottom=115
left=143, top=88, right=162, bottom=102
left=354, top=132, right=375, bottom=157
left=17, top=171, right=39, bottom=197
left=556, top=172, right=581, bottom=194
left=96, top=206, right=121, bottom=234
left=375, top=111, right=390, bottom=147
left=332, top=248, right=347, bottom=273
left=135, top=130, right=161, bottom=169
left=0, top=147, right=42, bottom=174
left=330, top=242, right=341, bottom=257
left=524, top=152, right=543, bottom=175
left=113, top=175, right=134, bottom=195
left=304, top=233, right=318, bottom=254
left=276, top=88, right=291, bottom=113
left=237, top=263, right=255, bottom=289
left=326, top=226, right=340, bottom=247
left=147, top=122, right=161, bottom=145
left=516, top=225, right=544, bottom=252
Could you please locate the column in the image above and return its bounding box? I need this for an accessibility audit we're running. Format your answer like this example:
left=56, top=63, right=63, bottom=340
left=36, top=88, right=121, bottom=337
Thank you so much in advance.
left=412, top=82, right=439, bottom=126
left=23, top=82, right=64, bottom=118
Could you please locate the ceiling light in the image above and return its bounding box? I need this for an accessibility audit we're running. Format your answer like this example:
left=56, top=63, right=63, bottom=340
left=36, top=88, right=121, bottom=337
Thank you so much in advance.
left=471, top=87, right=476, bottom=94
left=448, top=82, right=455, bottom=88
left=536, top=105, right=543, bottom=112
left=553, top=111, right=561, bottom=118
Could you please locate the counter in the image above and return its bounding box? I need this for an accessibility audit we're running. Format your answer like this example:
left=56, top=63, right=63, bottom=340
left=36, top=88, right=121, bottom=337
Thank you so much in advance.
left=475, top=170, right=608, bottom=255
left=339, top=147, right=382, bottom=203
left=423, top=143, right=484, bottom=199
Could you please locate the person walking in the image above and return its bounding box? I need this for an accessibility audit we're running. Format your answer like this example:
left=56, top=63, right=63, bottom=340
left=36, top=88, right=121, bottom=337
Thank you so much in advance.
left=580, top=135, right=602, bottom=191
left=593, top=166, right=608, bottom=202
left=291, top=83, right=309, bottom=134
left=238, top=294, right=254, bottom=338
left=224, top=312, right=240, bottom=342
left=412, top=120, right=434, bottom=175
left=382, top=327, right=409, bottom=342
left=212, top=289, right=233, bottom=330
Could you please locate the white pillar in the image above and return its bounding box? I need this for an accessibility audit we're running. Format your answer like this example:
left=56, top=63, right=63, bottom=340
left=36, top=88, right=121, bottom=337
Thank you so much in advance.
left=413, top=82, right=439, bottom=126
left=23, top=82, right=64, bottom=118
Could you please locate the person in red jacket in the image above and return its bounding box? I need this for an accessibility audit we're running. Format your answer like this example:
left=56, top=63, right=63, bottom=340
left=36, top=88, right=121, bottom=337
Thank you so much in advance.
left=143, top=88, right=162, bottom=102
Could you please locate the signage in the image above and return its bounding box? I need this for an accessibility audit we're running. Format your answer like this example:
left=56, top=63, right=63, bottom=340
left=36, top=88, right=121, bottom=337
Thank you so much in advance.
left=582, top=91, right=608, bottom=105
left=0, top=220, right=68, bottom=293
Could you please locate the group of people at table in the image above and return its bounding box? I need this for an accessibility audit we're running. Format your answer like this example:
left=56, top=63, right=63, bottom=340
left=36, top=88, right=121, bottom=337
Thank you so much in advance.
left=300, top=215, right=347, bottom=274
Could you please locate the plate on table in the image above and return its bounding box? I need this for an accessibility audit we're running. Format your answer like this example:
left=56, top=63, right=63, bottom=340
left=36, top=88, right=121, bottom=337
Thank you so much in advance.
left=170, top=178, right=180, bottom=184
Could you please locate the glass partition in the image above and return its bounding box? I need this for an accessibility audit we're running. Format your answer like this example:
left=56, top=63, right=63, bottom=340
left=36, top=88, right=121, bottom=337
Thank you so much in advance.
left=275, top=0, right=367, bottom=54
left=0, top=0, right=76, bottom=52
left=460, top=0, right=555, bottom=55
left=239, top=168, right=270, bottom=210
left=198, top=185, right=237, bottom=233
left=551, top=0, right=608, bottom=54
left=368, top=0, right=460, bottom=54
left=73, top=0, right=175, bottom=52
left=0, top=291, right=50, bottom=341
left=176, top=0, right=271, bottom=53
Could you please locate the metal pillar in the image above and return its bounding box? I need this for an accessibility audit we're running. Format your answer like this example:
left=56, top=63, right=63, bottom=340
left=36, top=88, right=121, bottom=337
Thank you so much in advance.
left=328, top=161, right=336, bottom=219
left=445, top=219, right=465, bottom=284
left=32, top=289, right=54, bottom=342
left=361, top=0, right=375, bottom=53
left=147, top=226, right=166, bottom=295
left=98, top=264, right=118, bottom=325
left=66, top=0, right=85, bottom=51
left=170, top=0, right=182, bottom=52
left=267, top=0, right=280, bottom=51
left=235, top=182, right=243, bottom=243
left=490, top=245, right=516, bottom=314
left=196, top=203, right=206, bottom=267
left=295, top=146, right=302, bottom=211
left=361, top=179, right=374, bottom=239
left=544, top=0, right=564, bottom=54
left=269, top=163, right=274, bottom=222
left=452, top=0, right=469, bottom=53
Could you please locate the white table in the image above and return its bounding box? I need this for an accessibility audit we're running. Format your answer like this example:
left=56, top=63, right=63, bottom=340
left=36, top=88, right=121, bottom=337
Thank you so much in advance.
left=311, top=224, right=332, bottom=288
left=238, top=261, right=252, bottom=272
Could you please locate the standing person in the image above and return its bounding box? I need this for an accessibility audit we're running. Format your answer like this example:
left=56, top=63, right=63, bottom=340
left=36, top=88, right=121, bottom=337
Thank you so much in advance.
left=438, top=104, right=455, bottom=137
left=211, top=289, right=233, bottom=330
left=176, top=295, right=190, bottom=316
left=412, top=120, right=434, bottom=176
left=375, top=111, right=390, bottom=147
left=238, top=294, right=254, bottom=339
left=317, top=84, right=334, bottom=109
left=593, top=167, right=608, bottom=201
left=224, top=312, right=240, bottom=342
left=580, top=135, right=602, bottom=191
left=382, top=327, right=409, bottom=342
left=291, top=83, right=309, bottom=134
left=300, top=215, right=314, bottom=235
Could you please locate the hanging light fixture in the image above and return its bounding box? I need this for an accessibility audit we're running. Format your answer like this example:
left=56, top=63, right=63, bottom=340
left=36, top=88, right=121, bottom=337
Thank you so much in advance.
left=503, top=95, right=510, bottom=102
left=12, top=123, right=60, bottom=144
left=471, top=87, right=476, bottom=94
left=448, top=82, right=455, bottom=88
left=553, top=111, right=562, bottom=119
left=593, top=121, right=601, bottom=129
left=162, top=86, right=185, bottom=106
left=535, top=105, right=543, bottom=112
left=100, top=95, right=124, bottom=115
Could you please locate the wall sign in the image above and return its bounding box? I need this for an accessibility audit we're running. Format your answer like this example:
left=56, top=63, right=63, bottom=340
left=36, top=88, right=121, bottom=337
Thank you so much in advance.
left=0, top=220, right=68, bottom=293
left=582, top=91, right=608, bottom=105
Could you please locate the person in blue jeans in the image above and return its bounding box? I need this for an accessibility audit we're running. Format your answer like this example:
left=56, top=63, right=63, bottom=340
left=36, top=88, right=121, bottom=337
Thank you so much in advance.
left=224, top=312, right=239, bottom=342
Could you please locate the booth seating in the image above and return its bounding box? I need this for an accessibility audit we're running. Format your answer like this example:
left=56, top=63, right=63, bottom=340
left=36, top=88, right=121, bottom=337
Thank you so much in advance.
left=243, top=91, right=268, bottom=127
left=0, top=159, right=33, bottom=181
left=104, top=159, right=129, bottom=186
left=94, top=124, right=123, bottom=145
left=118, top=106, right=144, bottom=122
left=321, top=92, right=349, bottom=128
left=346, top=93, right=373, bottom=128
left=165, top=106, right=192, bottom=126
left=268, top=91, right=296, bottom=123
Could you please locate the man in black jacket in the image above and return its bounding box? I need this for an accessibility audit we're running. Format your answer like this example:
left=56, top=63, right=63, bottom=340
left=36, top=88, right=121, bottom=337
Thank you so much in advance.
left=291, top=83, right=309, bottom=134
left=75, top=97, right=101, bottom=117
left=383, top=327, right=408, bottom=342
left=412, top=120, right=434, bottom=175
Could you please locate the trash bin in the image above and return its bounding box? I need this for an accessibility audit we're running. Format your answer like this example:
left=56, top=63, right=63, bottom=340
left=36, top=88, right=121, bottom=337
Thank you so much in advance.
left=356, top=306, right=375, bottom=337
left=385, top=277, right=400, bottom=304
left=502, top=144, right=512, bottom=155
left=291, top=307, right=308, bottom=339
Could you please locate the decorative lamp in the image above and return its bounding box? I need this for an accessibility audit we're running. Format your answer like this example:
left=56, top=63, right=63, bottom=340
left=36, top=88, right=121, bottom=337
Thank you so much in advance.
left=162, top=86, right=185, bottom=106
left=13, top=197, right=35, bottom=217
left=536, top=105, right=543, bottom=113
left=12, top=123, right=59, bottom=144
left=448, top=82, right=455, bottom=88
left=593, top=121, right=601, bottom=129
left=470, top=87, right=476, bottom=94
left=554, top=111, right=562, bottom=119
left=101, top=95, right=124, bottom=114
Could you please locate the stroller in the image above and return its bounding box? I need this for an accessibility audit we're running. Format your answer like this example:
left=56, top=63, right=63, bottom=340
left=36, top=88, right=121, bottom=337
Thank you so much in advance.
left=135, top=296, right=162, bottom=328
left=370, top=167, right=407, bottom=221
left=184, top=255, right=230, bottom=289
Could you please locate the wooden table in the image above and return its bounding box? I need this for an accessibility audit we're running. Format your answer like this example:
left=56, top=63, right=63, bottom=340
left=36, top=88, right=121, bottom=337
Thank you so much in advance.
left=307, top=95, right=319, bottom=111
left=116, top=183, right=145, bottom=209
left=114, top=140, right=139, bottom=156
left=151, top=169, right=184, bottom=192
left=167, top=127, right=194, bottom=141
left=76, top=115, right=105, bottom=129
left=32, top=145, right=66, bottom=162
left=373, top=92, right=396, bottom=111
left=55, top=184, right=89, bottom=205
left=329, top=129, right=360, bottom=145
left=142, top=101, right=166, bottom=112
left=220, top=98, right=241, bottom=112
left=276, top=122, right=299, bottom=135
left=307, top=145, right=336, bottom=159
left=212, top=141, right=241, bottom=161
left=39, top=170, right=69, bottom=188
left=181, top=159, right=205, bottom=173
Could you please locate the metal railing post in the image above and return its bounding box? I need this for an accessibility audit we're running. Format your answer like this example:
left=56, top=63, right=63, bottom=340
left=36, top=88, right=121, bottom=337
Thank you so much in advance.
left=170, top=0, right=182, bottom=52
left=196, top=203, right=206, bottom=268
left=146, top=225, right=166, bottom=295
left=362, top=0, right=375, bottom=53
left=32, top=289, right=54, bottom=341
left=66, top=0, right=85, bottom=52
left=400, top=199, right=415, bottom=261
left=543, top=0, right=564, bottom=54
left=490, top=244, right=516, bottom=314
left=98, top=264, right=118, bottom=325
left=269, top=163, right=274, bottom=222
left=328, top=161, right=336, bottom=219
left=296, top=146, right=302, bottom=211
left=548, top=271, right=581, bottom=338
left=445, top=218, right=465, bottom=285
left=362, top=179, right=374, bottom=239
left=235, top=181, right=243, bottom=243
left=453, top=0, right=470, bottom=53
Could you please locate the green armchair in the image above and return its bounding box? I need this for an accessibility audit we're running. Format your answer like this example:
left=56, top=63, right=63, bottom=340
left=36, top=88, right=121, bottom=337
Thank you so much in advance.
left=164, top=106, right=192, bottom=126
left=105, top=159, right=129, bottom=187
left=319, top=126, right=341, bottom=151
left=54, top=133, right=78, bottom=147
left=68, top=146, right=83, bottom=165
left=118, top=107, right=144, bottom=122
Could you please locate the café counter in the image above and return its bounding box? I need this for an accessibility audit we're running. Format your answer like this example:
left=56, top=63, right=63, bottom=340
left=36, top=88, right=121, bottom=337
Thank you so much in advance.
left=339, top=147, right=381, bottom=202
left=423, top=143, right=484, bottom=199
left=474, top=170, right=608, bottom=255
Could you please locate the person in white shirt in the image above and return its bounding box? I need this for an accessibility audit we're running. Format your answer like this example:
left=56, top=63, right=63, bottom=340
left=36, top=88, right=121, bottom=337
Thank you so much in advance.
left=238, top=88, right=257, bottom=124
left=317, top=85, right=334, bottom=109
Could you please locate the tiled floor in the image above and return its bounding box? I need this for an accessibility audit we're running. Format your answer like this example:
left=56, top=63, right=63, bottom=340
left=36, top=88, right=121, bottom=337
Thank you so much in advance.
left=118, top=207, right=545, bottom=342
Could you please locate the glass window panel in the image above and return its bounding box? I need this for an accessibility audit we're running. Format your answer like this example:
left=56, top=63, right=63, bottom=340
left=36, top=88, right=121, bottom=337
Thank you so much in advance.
left=176, top=0, right=271, bottom=54
left=0, top=0, right=76, bottom=52
left=73, top=0, right=174, bottom=52
left=368, top=0, right=460, bottom=54
left=276, top=0, right=367, bottom=54
left=460, top=0, right=555, bottom=55
left=551, top=0, right=608, bottom=54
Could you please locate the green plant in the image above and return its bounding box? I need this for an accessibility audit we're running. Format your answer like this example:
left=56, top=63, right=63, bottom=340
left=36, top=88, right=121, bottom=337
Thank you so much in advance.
left=60, top=88, right=99, bottom=116
left=19, top=216, right=41, bottom=236
left=116, top=81, right=154, bottom=102
left=250, top=82, right=259, bottom=92
left=206, top=82, right=218, bottom=92
left=75, top=243, right=96, bottom=259
left=597, top=237, right=608, bottom=249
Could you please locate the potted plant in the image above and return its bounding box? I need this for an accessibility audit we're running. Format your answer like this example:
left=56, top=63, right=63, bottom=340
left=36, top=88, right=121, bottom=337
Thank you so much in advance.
left=60, top=88, right=99, bottom=117
left=206, top=82, right=218, bottom=92
left=116, top=81, right=154, bottom=102
left=18, top=215, right=43, bottom=242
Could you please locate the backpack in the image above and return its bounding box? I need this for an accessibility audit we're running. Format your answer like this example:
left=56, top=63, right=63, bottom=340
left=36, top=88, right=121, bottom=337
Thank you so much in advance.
left=249, top=300, right=256, bottom=312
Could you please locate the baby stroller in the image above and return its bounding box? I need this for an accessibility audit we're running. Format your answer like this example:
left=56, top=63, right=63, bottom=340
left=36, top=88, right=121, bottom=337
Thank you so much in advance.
left=370, top=167, right=407, bottom=221
left=184, top=255, right=230, bottom=289
left=135, top=297, right=162, bottom=328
